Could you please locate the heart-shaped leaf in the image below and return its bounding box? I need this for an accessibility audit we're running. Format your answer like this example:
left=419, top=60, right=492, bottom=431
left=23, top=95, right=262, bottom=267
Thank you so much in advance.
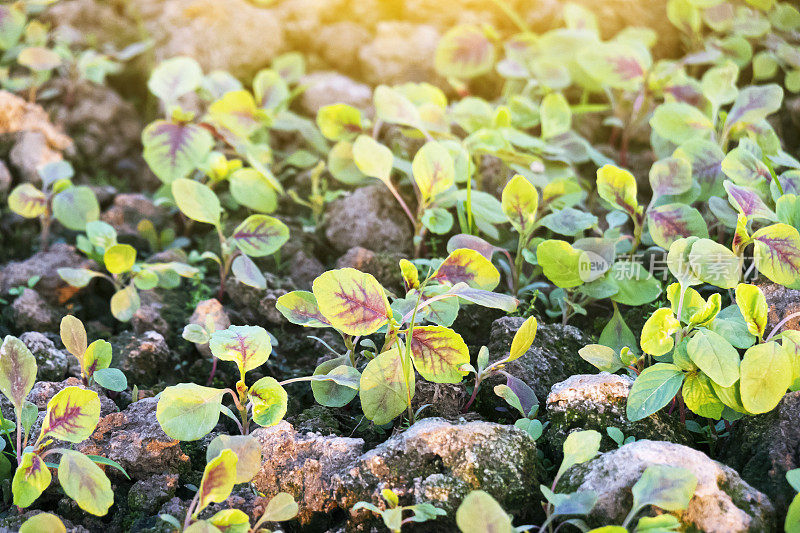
left=313, top=268, right=392, bottom=336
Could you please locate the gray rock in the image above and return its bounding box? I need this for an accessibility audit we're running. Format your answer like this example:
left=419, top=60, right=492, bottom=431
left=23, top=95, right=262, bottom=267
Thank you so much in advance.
left=720, top=391, right=800, bottom=518
left=188, top=298, right=230, bottom=357
left=77, top=397, right=190, bottom=481
left=251, top=420, right=364, bottom=524
left=337, top=417, right=542, bottom=522
left=545, top=373, right=692, bottom=457
left=557, top=440, right=775, bottom=532
left=19, top=331, right=70, bottom=382
left=11, top=288, right=60, bottom=332
left=0, top=243, right=94, bottom=304
left=335, top=247, right=403, bottom=290
left=9, top=131, right=62, bottom=182
left=288, top=248, right=325, bottom=290
left=128, top=473, right=180, bottom=513
left=299, top=71, right=372, bottom=115
left=486, top=317, right=595, bottom=402
left=131, top=303, right=170, bottom=337
left=101, top=193, right=166, bottom=236
left=0, top=511, right=90, bottom=533
left=757, top=282, right=800, bottom=336
left=110, top=330, right=174, bottom=385
left=358, top=22, right=440, bottom=86
left=324, top=185, right=412, bottom=254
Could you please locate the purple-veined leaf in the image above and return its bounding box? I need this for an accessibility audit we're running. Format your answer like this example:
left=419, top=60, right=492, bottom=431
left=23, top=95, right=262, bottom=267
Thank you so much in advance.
left=434, top=25, right=495, bottom=79
left=409, top=326, right=469, bottom=383
left=501, top=174, right=539, bottom=235
left=147, top=56, right=202, bottom=103
left=142, top=121, right=214, bottom=184
left=649, top=157, right=692, bottom=199
left=58, top=450, right=113, bottom=516
left=312, top=268, right=392, bottom=336
left=38, top=386, right=101, bottom=443
left=752, top=223, right=800, bottom=289
left=207, top=90, right=264, bottom=139
left=12, top=452, right=51, bottom=508
left=724, top=84, right=783, bottom=131
left=578, top=41, right=651, bottom=90
left=721, top=146, right=772, bottom=186
left=209, top=325, right=271, bottom=375
left=723, top=181, right=776, bottom=221
left=195, top=449, right=237, bottom=516
left=249, top=376, right=288, bottom=427
left=647, top=203, right=709, bottom=249
left=275, top=291, right=331, bottom=328
left=0, top=335, right=36, bottom=410
left=230, top=214, right=289, bottom=257
left=650, top=102, right=713, bottom=145
left=596, top=164, right=638, bottom=216
left=7, top=184, right=46, bottom=218
left=253, top=69, right=289, bottom=111
left=673, top=139, right=726, bottom=199
left=359, top=347, right=413, bottom=425
left=503, top=373, right=537, bottom=416
left=446, top=234, right=503, bottom=260
left=431, top=248, right=500, bottom=291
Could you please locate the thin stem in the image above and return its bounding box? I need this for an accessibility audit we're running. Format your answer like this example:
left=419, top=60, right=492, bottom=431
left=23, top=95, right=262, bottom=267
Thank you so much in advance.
left=765, top=312, right=800, bottom=341
left=487, top=0, right=531, bottom=33
left=184, top=493, right=200, bottom=530
left=462, top=376, right=482, bottom=413
left=385, top=181, right=416, bottom=227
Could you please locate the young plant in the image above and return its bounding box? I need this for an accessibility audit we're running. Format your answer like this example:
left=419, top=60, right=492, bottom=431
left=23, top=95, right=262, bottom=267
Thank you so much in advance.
left=0, top=336, right=123, bottom=516
left=60, top=315, right=128, bottom=392
left=158, top=443, right=298, bottom=532
left=352, top=488, right=446, bottom=532
left=7, top=161, right=99, bottom=250
left=171, top=177, right=289, bottom=297
left=787, top=469, right=800, bottom=533
left=156, top=324, right=358, bottom=441
left=57, top=221, right=198, bottom=321
left=0, top=275, right=40, bottom=305
left=276, top=248, right=519, bottom=425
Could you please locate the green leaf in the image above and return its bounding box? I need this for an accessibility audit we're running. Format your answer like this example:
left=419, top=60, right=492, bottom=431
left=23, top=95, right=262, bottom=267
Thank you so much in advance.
left=316, top=104, right=363, bottom=142
left=578, top=344, right=624, bottom=373
left=578, top=41, right=650, bottom=90
left=455, top=491, right=512, bottom=533
left=83, top=340, right=112, bottom=377
left=701, top=61, right=739, bottom=110
left=229, top=168, right=278, bottom=214
left=599, top=306, right=638, bottom=355
left=12, top=452, right=51, bottom=508
left=253, top=68, right=289, bottom=110
left=740, top=341, right=793, bottom=413
left=39, top=387, right=101, bottom=443
left=262, top=492, right=299, bottom=522
left=421, top=207, right=454, bottom=234
left=631, top=464, right=697, bottom=512
left=610, top=262, right=662, bottom=306
left=540, top=92, right=571, bottom=139
left=156, top=383, right=225, bottom=441
left=409, top=326, right=469, bottom=383
left=110, top=285, right=140, bottom=322
left=85, top=221, right=117, bottom=251
left=58, top=268, right=102, bottom=288
left=687, top=239, right=740, bottom=289
left=650, top=102, right=713, bottom=145
left=682, top=372, right=725, bottom=419
left=148, top=56, right=202, bottom=103
left=250, top=376, right=288, bottom=427
left=412, top=141, right=455, bottom=201
left=143, top=121, right=214, bottom=184
left=352, top=135, right=394, bottom=183
left=103, top=244, right=136, bottom=274
left=209, top=325, right=272, bottom=376
left=539, top=207, right=597, bottom=236
left=434, top=25, right=495, bottom=79
left=0, top=335, right=37, bottom=410
left=360, top=347, right=413, bottom=425
left=313, top=268, right=392, bottom=336
left=686, top=329, right=740, bottom=387
left=0, top=4, right=26, bottom=50
left=627, top=364, right=685, bottom=421
left=501, top=175, right=540, bottom=235
left=93, top=368, right=127, bottom=392
left=536, top=240, right=584, bottom=288
left=230, top=214, right=289, bottom=257
left=311, top=358, right=360, bottom=407
left=557, top=429, right=602, bottom=479
left=751, top=223, right=800, bottom=289
left=58, top=450, right=113, bottom=516
left=171, top=178, right=222, bottom=226
left=52, top=186, right=100, bottom=231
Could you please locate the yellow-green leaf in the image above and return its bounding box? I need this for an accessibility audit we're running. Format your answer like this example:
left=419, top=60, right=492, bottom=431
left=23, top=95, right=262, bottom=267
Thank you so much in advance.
left=229, top=214, right=289, bottom=257
left=0, top=335, right=37, bottom=410
left=156, top=383, right=225, bottom=441
left=275, top=291, right=330, bottom=327
left=352, top=135, right=394, bottom=183
left=208, top=509, right=250, bottom=533
left=596, top=164, right=638, bottom=216
left=110, top=285, right=141, bottom=322
left=409, top=326, right=469, bottom=383
left=8, top=184, right=46, bottom=218
left=38, top=386, right=100, bottom=443
left=502, top=174, right=539, bottom=236
left=207, top=435, right=261, bottom=484
left=60, top=315, right=87, bottom=361
left=103, top=244, right=137, bottom=274
left=751, top=223, right=800, bottom=289
left=360, top=347, right=414, bottom=425
left=249, top=376, right=288, bottom=427
left=229, top=168, right=278, bottom=214
left=640, top=308, right=680, bottom=356
left=195, top=449, right=238, bottom=516
left=536, top=240, right=584, bottom=288
left=431, top=248, right=500, bottom=290
left=740, top=341, right=793, bottom=413
left=171, top=178, right=222, bottom=226
left=20, top=513, right=66, bottom=533
left=316, top=103, right=363, bottom=142
left=58, top=450, right=113, bottom=516
left=735, top=284, right=768, bottom=338
left=412, top=141, right=455, bottom=201
left=12, top=452, right=51, bottom=508
left=209, top=325, right=272, bottom=376
left=509, top=316, right=537, bottom=361
left=312, top=268, right=391, bottom=336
